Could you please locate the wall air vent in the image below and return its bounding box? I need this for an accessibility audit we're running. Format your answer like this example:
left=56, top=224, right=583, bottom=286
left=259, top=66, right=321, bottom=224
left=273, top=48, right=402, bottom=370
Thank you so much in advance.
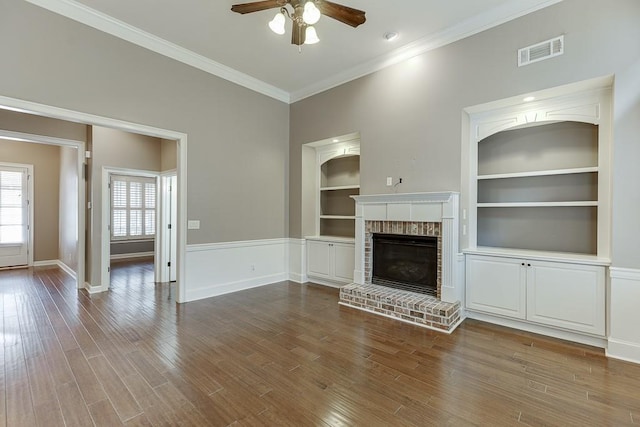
left=518, top=35, right=564, bottom=67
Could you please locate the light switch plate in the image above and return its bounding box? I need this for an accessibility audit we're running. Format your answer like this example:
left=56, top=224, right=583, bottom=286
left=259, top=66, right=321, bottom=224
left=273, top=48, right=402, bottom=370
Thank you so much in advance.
left=386, top=177, right=393, bottom=186
left=187, top=220, right=200, bottom=230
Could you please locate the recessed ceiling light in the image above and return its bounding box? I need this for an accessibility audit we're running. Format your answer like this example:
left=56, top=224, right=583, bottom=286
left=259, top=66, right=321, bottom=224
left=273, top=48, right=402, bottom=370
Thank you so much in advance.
left=332, top=139, right=339, bottom=142
left=384, top=32, right=399, bottom=42
left=523, top=96, right=536, bottom=102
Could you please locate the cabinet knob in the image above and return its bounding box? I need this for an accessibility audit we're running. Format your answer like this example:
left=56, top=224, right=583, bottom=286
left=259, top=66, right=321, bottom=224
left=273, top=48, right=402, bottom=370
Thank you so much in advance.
left=528, top=263, right=531, bottom=267
left=521, top=262, right=525, bottom=266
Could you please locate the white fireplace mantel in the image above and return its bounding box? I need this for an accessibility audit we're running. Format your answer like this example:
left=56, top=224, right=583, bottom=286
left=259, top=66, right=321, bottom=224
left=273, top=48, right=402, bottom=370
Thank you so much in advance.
left=352, top=192, right=462, bottom=304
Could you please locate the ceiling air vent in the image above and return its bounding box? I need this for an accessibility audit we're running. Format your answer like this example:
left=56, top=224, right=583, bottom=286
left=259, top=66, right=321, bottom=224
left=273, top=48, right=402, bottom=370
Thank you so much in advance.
left=518, top=35, right=564, bottom=67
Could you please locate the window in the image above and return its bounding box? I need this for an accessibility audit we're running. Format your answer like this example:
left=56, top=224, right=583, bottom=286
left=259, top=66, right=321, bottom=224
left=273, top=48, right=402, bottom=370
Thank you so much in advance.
left=0, top=169, right=25, bottom=244
left=111, top=175, right=156, bottom=240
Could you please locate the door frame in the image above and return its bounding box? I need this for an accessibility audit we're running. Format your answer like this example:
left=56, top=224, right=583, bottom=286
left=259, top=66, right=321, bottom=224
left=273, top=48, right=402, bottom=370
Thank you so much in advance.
left=0, top=161, right=34, bottom=267
left=0, top=95, right=188, bottom=303
left=101, top=167, right=161, bottom=291
left=159, top=170, right=177, bottom=283
left=0, top=130, right=85, bottom=280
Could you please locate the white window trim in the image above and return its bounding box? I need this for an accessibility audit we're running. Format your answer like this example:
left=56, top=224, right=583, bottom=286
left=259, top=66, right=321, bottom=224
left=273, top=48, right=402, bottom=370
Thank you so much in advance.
left=110, top=174, right=157, bottom=241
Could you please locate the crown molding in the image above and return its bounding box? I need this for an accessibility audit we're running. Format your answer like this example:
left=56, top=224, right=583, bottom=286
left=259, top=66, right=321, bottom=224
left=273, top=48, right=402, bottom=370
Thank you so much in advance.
left=289, top=0, right=564, bottom=102
left=26, top=0, right=562, bottom=105
left=24, top=0, right=291, bottom=103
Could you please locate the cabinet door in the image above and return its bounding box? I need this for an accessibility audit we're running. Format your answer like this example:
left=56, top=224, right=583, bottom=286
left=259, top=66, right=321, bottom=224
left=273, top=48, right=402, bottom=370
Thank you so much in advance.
left=526, top=261, right=605, bottom=336
left=466, top=255, right=526, bottom=319
left=307, top=240, right=331, bottom=279
left=333, top=243, right=355, bottom=282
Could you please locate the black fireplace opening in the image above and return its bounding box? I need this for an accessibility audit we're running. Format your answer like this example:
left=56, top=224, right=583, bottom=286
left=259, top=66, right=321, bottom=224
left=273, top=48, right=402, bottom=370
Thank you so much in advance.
left=372, top=233, right=437, bottom=296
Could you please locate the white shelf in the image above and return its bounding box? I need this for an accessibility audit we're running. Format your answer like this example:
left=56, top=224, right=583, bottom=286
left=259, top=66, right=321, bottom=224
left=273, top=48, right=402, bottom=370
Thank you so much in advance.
left=320, top=215, right=356, bottom=220
left=477, top=167, right=598, bottom=180
left=320, top=185, right=360, bottom=191
left=477, top=201, right=598, bottom=208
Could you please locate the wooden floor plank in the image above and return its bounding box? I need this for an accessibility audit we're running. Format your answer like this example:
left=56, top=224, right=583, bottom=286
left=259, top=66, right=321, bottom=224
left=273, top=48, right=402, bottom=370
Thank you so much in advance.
left=1, top=261, right=639, bottom=426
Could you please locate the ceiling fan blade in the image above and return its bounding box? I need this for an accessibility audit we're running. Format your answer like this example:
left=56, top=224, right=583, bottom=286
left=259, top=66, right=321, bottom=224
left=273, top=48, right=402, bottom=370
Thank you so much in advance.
left=291, top=23, right=306, bottom=46
left=231, top=1, right=284, bottom=14
left=317, top=0, right=366, bottom=28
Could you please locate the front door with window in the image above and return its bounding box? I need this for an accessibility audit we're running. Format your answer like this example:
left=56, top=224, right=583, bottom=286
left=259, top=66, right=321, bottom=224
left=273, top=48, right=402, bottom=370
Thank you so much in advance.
left=0, top=165, right=29, bottom=267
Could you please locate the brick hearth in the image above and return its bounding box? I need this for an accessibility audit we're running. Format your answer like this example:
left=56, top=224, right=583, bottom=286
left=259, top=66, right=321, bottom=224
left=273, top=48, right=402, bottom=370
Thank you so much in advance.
left=339, top=283, right=461, bottom=332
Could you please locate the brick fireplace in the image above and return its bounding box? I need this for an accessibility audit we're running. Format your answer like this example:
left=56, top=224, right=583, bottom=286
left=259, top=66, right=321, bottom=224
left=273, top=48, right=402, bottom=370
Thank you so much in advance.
left=339, top=192, right=463, bottom=332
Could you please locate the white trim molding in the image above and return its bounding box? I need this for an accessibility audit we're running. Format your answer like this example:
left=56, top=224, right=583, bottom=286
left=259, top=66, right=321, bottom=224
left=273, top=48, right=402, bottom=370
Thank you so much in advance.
left=184, top=238, right=289, bottom=302
left=24, top=0, right=561, bottom=104
left=352, top=192, right=462, bottom=304
left=608, top=267, right=640, bottom=364
left=32, top=259, right=77, bottom=280
left=24, top=0, right=289, bottom=103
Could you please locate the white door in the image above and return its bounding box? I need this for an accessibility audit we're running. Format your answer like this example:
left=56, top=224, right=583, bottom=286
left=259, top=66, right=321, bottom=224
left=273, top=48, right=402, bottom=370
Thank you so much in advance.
left=168, top=175, right=177, bottom=282
left=0, top=166, right=29, bottom=268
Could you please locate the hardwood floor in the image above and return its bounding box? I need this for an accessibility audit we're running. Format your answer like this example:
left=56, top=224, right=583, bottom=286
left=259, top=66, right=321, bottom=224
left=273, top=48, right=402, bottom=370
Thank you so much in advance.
left=1, top=260, right=639, bottom=426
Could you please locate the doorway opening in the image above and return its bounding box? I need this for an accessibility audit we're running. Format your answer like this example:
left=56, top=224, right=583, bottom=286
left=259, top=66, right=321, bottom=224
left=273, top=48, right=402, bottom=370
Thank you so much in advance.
left=0, top=94, right=188, bottom=302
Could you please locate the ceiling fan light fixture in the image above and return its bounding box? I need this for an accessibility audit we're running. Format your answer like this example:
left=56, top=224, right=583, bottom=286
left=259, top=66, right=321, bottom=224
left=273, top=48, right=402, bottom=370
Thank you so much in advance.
left=303, top=1, right=321, bottom=25
left=268, top=11, right=286, bottom=35
left=304, top=26, right=320, bottom=44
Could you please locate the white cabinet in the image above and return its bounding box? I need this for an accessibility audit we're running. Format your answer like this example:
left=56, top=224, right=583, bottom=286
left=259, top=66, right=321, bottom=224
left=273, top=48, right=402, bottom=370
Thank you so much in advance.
left=306, top=238, right=354, bottom=285
left=466, top=255, right=526, bottom=319
left=527, top=260, right=605, bottom=335
left=466, top=254, right=605, bottom=336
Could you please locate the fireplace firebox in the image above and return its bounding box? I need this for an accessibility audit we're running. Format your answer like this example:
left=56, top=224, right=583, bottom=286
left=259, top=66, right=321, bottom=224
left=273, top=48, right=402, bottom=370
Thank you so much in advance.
left=372, top=233, right=437, bottom=296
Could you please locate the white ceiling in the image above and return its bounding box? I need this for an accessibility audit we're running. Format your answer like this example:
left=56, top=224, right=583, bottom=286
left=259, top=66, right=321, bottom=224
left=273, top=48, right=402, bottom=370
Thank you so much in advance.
left=27, top=0, right=562, bottom=102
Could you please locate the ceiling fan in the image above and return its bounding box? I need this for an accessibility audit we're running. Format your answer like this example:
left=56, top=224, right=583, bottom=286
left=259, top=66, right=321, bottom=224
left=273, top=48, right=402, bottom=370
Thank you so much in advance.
left=231, top=0, right=366, bottom=46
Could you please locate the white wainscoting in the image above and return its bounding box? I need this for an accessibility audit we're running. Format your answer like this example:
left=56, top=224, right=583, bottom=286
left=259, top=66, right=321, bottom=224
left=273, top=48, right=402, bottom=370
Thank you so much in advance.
left=288, top=238, right=307, bottom=283
left=184, top=238, right=290, bottom=302
left=608, top=267, right=640, bottom=364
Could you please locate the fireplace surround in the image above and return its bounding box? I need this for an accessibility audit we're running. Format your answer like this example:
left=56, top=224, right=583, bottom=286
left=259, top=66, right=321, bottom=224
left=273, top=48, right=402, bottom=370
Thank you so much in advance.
left=339, top=192, right=463, bottom=332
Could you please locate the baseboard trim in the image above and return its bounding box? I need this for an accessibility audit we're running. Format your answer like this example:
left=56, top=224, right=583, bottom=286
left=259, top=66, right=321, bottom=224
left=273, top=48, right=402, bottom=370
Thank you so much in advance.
left=110, top=251, right=154, bottom=261
left=57, top=260, right=77, bottom=280
left=85, top=282, right=107, bottom=294
left=185, top=273, right=288, bottom=301
left=33, top=259, right=77, bottom=280
left=607, top=338, right=640, bottom=365
left=466, top=310, right=607, bottom=348
left=288, top=272, right=306, bottom=283
left=306, top=277, right=347, bottom=289
left=32, top=259, right=58, bottom=267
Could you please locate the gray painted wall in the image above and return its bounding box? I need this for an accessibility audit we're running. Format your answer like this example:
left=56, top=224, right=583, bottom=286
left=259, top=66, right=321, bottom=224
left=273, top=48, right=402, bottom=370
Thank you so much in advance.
left=0, top=0, right=290, bottom=253
left=289, top=0, right=640, bottom=270
left=0, top=108, right=88, bottom=141
left=59, top=146, right=78, bottom=273
left=91, top=126, right=160, bottom=283
left=0, top=139, right=60, bottom=261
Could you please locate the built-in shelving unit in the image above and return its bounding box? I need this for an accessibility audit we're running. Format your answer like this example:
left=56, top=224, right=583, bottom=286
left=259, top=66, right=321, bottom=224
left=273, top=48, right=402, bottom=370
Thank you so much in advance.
left=317, top=142, right=360, bottom=238
left=303, top=137, right=360, bottom=286
left=462, top=79, right=613, bottom=346
left=474, top=120, right=603, bottom=256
